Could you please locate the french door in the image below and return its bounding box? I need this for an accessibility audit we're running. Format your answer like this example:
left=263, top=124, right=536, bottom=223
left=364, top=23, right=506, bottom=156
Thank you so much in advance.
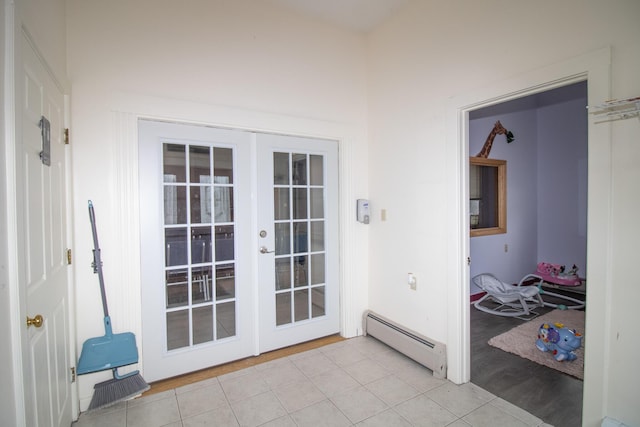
left=256, top=134, right=339, bottom=353
left=139, top=121, right=339, bottom=381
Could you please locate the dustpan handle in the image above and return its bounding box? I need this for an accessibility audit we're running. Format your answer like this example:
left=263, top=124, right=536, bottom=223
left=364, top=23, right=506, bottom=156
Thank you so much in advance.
left=88, top=200, right=109, bottom=318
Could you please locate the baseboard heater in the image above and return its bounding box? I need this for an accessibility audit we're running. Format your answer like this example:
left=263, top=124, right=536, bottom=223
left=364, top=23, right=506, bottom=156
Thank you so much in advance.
left=362, top=310, right=447, bottom=379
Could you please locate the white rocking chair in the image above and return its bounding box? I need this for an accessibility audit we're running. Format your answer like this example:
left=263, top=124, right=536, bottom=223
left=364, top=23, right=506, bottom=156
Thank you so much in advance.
left=472, top=273, right=544, bottom=320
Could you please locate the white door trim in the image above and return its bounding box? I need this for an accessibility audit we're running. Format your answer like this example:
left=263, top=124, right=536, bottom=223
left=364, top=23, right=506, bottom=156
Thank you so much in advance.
left=4, top=2, right=26, bottom=425
left=446, top=47, right=611, bottom=425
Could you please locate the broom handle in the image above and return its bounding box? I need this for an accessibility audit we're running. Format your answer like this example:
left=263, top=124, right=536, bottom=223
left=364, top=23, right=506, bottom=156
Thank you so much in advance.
left=88, top=200, right=109, bottom=318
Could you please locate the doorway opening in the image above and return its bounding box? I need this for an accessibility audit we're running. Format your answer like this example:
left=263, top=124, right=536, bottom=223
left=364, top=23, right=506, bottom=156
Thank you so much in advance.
left=468, top=81, right=587, bottom=427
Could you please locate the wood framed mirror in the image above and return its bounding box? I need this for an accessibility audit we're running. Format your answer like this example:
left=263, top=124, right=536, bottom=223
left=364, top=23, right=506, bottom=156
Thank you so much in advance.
left=470, top=157, right=506, bottom=237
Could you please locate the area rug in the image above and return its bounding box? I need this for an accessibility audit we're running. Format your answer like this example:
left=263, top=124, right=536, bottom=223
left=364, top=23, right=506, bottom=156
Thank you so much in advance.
left=488, top=309, right=585, bottom=380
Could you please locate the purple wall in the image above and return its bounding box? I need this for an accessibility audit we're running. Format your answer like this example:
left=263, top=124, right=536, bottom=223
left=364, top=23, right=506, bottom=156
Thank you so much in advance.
left=536, top=96, right=588, bottom=276
left=469, top=82, right=587, bottom=293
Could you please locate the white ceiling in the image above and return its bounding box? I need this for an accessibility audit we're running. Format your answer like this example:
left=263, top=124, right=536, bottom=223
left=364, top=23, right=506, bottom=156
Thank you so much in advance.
left=266, top=0, right=410, bottom=33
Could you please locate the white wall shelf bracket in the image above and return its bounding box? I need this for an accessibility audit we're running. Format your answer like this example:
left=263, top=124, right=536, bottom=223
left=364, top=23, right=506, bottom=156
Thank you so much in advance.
left=588, top=96, right=640, bottom=124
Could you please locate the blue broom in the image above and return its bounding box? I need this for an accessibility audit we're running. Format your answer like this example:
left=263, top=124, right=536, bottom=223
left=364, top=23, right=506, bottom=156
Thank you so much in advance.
left=77, top=201, right=150, bottom=410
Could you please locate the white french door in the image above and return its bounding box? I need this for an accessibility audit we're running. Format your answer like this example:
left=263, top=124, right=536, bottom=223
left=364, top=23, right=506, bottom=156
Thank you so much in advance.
left=139, top=121, right=254, bottom=382
left=256, top=134, right=340, bottom=353
left=139, top=121, right=340, bottom=381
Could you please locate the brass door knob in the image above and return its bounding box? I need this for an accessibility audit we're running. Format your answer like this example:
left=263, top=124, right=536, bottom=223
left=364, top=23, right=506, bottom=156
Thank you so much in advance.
left=26, top=314, right=44, bottom=328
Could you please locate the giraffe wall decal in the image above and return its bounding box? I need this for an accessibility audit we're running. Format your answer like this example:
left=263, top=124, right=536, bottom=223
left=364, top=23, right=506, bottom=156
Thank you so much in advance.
left=475, top=121, right=515, bottom=158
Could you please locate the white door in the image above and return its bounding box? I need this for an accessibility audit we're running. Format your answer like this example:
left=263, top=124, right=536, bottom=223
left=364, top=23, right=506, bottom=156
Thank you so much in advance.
left=139, top=122, right=340, bottom=381
left=256, top=134, right=339, bottom=353
left=139, top=120, right=254, bottom=382
left=17, top=34, right=72, bottom=427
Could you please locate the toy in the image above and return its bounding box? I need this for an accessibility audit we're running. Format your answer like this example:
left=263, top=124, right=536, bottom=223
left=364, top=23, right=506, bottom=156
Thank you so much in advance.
left=536, top=262, right=582, bottom=287
left=536, top=322, right=582, bottom=361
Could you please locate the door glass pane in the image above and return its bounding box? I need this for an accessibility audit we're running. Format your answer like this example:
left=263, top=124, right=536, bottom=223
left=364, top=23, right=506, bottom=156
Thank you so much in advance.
left=293, top=222, right=307, bottom=253
left=294, top=289, right=309, bottom=321
left=216, top=225, right=234, bottom=261
left=216, top=264, right=235, bottom=300
left=294, top=256, right=308, bottom=287
left=162, top=142, right=237, bottom=351
left=310, top=221, right=324, bottom=252
left=309, top=155, right=323, bottom=186
left=271, top=151, right=327, bottom=327
left=276, top=293, right=292, bottom=326
left=192, top=265, right=212, bottom=303
left=275, top=258, right=292, bottom=290
left=165, top=228, right=188, bottom=266
left=167, top=310, right=189, bottom=351
left=310, top=188, right=323, bottom=219
left=293, top=188, right=307, bottom=219
left=163, top=144, right=186, bottom=182
left=166, top=269, right=188, bottom=308
left=311, top=286, right=325, bottom=318
left=191, top=227, right=211, bottom=263
left=310, top=254, right=325, bottom=285
left=164, top=185, right=186, bottom=225
left=193, top=306, right=213, bottom=345
left=275, top=223, right=291, bottom=255
left=273, top=152, right=289, bottom=185
left=214, top=148, right=233, bottom=184
left=213, top=187, right=233, bottom=222
left=190, top=186, right=211, bottom=224
left=189, top=146, right=210, bottom=183
left=216, top=302, right=236, bottom=339
left=292, top=153, right=307, bottom=185
left=274, top=188, right=290, bottom=220
left=215, top=225, right=234, bottom=261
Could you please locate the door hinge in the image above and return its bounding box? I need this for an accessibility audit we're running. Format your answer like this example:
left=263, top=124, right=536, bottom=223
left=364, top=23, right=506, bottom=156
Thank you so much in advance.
left=66, top=248, right=72, bottom=265
left=70, top=367, right=76, bottom=383
left=64, top=128, right=70, bottom=145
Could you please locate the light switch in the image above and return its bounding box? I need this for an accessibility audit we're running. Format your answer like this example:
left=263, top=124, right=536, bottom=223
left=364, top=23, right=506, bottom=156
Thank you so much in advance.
left=408, top=273, right=417, bottom=290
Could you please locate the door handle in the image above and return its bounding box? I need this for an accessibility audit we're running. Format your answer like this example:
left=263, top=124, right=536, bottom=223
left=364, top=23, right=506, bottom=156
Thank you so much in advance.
left=26, top=314, right=44, bottom=328
left=259, top=246, right=275, bottom=254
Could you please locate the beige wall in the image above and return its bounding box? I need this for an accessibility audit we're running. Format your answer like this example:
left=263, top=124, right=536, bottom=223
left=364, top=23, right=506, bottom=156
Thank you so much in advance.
left=366, top=1, right=640, bottom=426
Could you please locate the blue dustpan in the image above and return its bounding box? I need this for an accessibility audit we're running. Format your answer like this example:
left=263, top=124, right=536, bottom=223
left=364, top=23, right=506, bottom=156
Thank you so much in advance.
left=77, top=316, right=139, bottom=375
left=78, top=201, right=140, bottom=377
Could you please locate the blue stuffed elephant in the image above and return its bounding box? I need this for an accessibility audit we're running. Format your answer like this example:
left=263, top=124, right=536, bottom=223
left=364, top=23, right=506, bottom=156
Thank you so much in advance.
left=536, top=322, right=582, bottom=361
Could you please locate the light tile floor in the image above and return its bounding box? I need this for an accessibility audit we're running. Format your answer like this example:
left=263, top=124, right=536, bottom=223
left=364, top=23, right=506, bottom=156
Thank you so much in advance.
left=73, top=336, right=553, bottom=427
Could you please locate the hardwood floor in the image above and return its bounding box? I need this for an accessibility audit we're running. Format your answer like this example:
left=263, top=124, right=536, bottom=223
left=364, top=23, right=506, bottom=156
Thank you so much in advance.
left=470, top=303, right=584, bottom=427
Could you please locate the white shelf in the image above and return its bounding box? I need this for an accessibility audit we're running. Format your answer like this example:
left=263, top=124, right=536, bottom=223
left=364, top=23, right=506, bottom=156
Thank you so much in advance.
left=588, top=96, right=640, bottom=123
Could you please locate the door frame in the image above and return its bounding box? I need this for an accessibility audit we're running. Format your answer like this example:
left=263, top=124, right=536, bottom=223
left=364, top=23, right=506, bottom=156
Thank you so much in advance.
left=446, top=48, right=611, bottom=424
